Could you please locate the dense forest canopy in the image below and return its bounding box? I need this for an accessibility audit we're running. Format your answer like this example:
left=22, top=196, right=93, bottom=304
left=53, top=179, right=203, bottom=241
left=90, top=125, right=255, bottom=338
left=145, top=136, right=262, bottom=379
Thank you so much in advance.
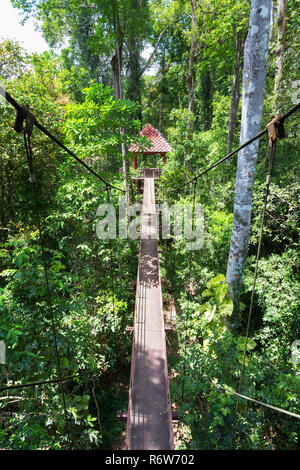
left=0, top=0, right=299, bottom=451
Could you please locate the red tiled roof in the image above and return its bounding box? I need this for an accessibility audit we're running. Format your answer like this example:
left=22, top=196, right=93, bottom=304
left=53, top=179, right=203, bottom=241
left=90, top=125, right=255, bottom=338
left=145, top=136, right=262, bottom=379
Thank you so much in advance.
left=128, top=124, right=172, bottom=153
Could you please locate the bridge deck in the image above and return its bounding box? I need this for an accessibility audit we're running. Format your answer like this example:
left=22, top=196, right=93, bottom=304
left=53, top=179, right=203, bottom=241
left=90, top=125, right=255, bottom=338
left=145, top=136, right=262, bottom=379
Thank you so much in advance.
left=126, top=176, right=174, bottom=450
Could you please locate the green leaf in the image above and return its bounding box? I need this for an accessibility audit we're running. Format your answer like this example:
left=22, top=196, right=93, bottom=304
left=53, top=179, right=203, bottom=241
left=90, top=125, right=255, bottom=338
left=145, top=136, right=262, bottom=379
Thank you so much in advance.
left=215, top=283, right=228, bottom=304
left=205, top=304, right=216, bottom=323
left=219, top=297, right=233, bottom=316
left=197, top=303, right=210, bottom=314
left=237, top=336, right=257, bottom=351
left=0, top=269, right=17, bottom=277
left=224, top=384, right=235, bottom=394
left=184, top=414, right=193, bottom=424
left=206, top=274, right=225, bottom=289
left=202, top=289, right=212, bottom=297
left=238, top=353, right=250, bottom=367
left=222, top=407, right=230, bottom=416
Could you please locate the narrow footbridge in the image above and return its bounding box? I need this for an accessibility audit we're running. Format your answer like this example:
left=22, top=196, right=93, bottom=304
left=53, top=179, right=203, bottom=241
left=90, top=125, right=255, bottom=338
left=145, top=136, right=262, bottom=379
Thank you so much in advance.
left=1, top=88, right=299, bottom=450
left=126, top=170, right=174, bottom=450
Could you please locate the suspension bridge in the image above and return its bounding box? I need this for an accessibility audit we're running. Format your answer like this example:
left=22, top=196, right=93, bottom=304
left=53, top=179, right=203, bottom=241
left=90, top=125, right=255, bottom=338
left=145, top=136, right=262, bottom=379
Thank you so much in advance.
left=0, top=84, right=299, bottom=450
left=126, top=172, right=174, bottom=450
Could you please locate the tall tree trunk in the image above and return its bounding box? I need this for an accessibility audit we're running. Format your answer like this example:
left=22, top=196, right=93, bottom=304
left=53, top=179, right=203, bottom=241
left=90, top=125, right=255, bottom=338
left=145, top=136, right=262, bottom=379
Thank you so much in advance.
left=111, top=22, right=132, bottom=204
left=226, top=0, right=271, bottom=316
left=269, top=0, right=274, bottom=41
left=274, top=0, right=287, bottom=95
left=186, top=0, right=198, bottom=132
left=0, top=168, right=5, bottom=241
left=139, top=26, right=169, bottom=78
left=226, top=29, right=243, bottom=157
left=200, top=69, right=213, bottom=131
left=127, top=45, right=142, bottom=104
left=111, top=42, right=123, bottom=100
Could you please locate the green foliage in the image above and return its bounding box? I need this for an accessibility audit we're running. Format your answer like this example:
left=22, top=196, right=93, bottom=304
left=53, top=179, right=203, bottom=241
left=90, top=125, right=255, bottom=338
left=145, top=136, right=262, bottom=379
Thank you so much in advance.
left=0, top=38, right=29, bottom=79
left=64, top=83, right=142, bottom=161
left=0, top=39, right=138, bottom=450
left=168, top=270, right=299, bottom=450
left=2, top=0, right=300, bottom=452
left=11, top=0, right=153, bottom=102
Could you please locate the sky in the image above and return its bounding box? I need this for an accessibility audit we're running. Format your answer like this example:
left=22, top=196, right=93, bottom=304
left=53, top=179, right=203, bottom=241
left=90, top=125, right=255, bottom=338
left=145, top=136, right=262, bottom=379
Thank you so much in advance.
left=0, top=0, right=49, bottom=53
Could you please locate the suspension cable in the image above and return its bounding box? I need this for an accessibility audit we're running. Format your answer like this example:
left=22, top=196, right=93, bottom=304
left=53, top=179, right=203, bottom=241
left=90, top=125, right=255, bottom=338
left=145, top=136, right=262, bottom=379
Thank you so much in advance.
left=0, top=85, right=125, bottom=193
left=23, top=120, right=72, bottom=446
left=181, top=180, right=197, bottom=401
left=212, top=381, right=300, bottom=420
left=106, top=185, right=116, bottom=331
left=0, top=375, right=79, bottom=393
left=230, top=133, right=278, bottom=449
left=167, top=103, right=300, bottom=194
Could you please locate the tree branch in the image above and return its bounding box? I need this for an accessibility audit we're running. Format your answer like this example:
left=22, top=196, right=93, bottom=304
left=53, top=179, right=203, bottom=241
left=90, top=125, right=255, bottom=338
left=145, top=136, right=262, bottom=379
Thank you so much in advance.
left=139, top=26, right=169, bottom=78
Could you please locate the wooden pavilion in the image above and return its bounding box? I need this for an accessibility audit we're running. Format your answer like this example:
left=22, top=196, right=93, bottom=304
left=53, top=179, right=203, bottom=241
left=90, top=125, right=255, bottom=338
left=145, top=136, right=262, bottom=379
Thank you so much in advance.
left=128, top=124, right=172, bottom=169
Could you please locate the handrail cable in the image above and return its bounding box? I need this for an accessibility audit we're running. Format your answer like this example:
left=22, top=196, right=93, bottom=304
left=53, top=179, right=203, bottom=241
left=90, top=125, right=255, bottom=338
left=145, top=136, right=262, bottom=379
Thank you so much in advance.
left=106, top=185, right=116, bottom=330
left=176, top=110, right=300, bottom=439
left=1, top=86, right=300, bottom=445
left=22, top=120, right=72, bottom=446
left=167, top=103, right=300, bottom=194
left=181, top=180, right=197, bottom=401
left=211, top=381, right=300, bottom=420
left=0, top=375, right=79, bottom=393
left=1, top=85, right=299, bottom=195
left=0, top=85, right=125, bottom=193
left=230, top=128, right=279, bottom=448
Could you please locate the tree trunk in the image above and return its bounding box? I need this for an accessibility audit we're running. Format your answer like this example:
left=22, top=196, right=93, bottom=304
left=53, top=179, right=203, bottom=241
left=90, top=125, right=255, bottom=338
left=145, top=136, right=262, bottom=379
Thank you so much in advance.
left=226, top=29, right=243, bottom=157
left=200, top=69, right=213, bottom=131
left=274, top=0, right=287, bottom=95
left=126, top=40, right=142, bottom=120
left=111, top=24, right=132, bottom=204
left=226, top=0, right=271, bottom=316
left=186, top=0, right=198, bottom=132
left=127, top=47, right=141, bottom=104
left=269, top=0, right=274, bottom=41
left=139, top=26, right=169, bottom=78
left=111, top=46, right=122, bottom=100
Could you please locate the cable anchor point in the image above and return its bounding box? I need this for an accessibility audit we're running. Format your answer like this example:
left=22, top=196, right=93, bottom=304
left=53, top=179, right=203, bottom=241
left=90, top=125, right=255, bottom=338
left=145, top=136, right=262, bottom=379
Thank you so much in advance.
left=267, top=115, right=285, bottom=146
left=13, top=104, right=36, bottom=136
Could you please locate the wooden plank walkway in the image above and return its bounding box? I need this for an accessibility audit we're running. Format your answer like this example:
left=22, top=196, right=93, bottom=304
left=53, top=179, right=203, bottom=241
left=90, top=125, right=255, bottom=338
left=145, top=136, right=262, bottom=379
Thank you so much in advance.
left=126, top=174, right=174, bottom=450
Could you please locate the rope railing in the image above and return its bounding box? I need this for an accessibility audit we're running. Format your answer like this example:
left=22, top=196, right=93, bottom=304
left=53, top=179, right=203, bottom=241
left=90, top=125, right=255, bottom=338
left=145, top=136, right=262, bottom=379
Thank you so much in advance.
left=0, top=85, right=127, bottom=449
left=166, top=103, right=300, bottom=194
left=2, top=84, right=298, bottom=196
left=0, top=375, right=79, bottom=393
left=230, top=136, right=278, bottom=447
left=167, top=101, right=300, bottom=439
left=22, top=117, right=75, bottom=445
left=212, top=381, right=300, bottom=420
left=1, top=83, right=299, bottom=447
left=0, top=85, right=125, bottom=193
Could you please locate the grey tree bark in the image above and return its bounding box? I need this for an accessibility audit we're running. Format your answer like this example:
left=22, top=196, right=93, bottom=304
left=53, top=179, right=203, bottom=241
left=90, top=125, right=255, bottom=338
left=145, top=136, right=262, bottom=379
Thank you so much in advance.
left=274, top=0, right=287, bottom=96
left=269, top=0, right=274, bottom=41
left=111, top=21, right=132, bottom=204
left=139, top=26, right=169, bottom=78
left=226, top=29, right=244, bottom=157
left=226, top=0, right=271, bottom=316
left=186, top=0, right=198, bottom=132
left=111, top=39, right=123, bottom=101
